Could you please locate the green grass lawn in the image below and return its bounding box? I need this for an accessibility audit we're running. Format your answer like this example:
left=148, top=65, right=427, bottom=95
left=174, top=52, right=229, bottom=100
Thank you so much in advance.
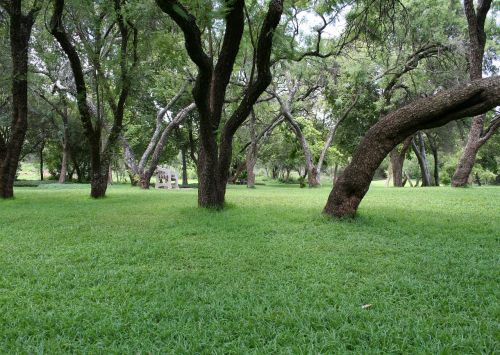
left=0, top=183, right=499, bottom=353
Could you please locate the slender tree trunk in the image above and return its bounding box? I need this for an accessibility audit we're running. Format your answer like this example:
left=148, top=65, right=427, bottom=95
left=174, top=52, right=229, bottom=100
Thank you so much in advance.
left=426, top=133, right=440, bottom=186
left=0, top=3, right=38, bottom=198
left=181, top=145, right=188, bottom=187
left=59, top=143, right=69, bottom=183
left=39, top=141, right=45, bottom=181
left=283, top=110, right=319, bottom=187
left=452, top=116, right=483, bottom=186
left=411, top=132, right=432, bottom=186
left=323, top=76, right=500, bottom=218
left=246, top=110, right=257, bottom=188
left=316, top=95, right=358, bottom=183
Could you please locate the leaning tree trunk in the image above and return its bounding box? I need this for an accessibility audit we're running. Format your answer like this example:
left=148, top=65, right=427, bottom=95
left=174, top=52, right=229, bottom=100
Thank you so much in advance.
left=283, top=110, right=319, bottom=187
left=0, top=3, right=38, bottom=198
left=389, top=136, right=412, bottom=187
left=139, top=103, right=195, bottom=189
left=452, top=116, right=483, bottom=186
left=323, top=76, right=500, bottom=218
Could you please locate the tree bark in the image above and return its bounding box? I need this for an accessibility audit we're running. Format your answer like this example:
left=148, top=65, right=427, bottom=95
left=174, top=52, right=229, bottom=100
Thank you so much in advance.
left=246, top=110, right=257, bottom=188
left=156, top=0, right=284, bottom=209
left=389, top=136, right=412, bottom=187
left=411, top=132, right=432, bottom=186
left=426, top=133, right=440, bottom=186
left=50, top=0, right=137, bottom=198
left=323, top=76, right=500, bottom=218
left=282, top=109, right=319, bottom=187
left=39, top=141, right=45, bottom=181
left=181, top=145, right=188, bottom=187
left=0, top=1, right=39, bottom=198
left=138, top=103, right=195, bottom=189
left=452, top=0, right=493, bottom=187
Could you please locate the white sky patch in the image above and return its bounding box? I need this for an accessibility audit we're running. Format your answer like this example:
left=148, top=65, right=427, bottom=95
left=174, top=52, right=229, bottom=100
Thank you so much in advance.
left=296, top=7, right=348, bottom=39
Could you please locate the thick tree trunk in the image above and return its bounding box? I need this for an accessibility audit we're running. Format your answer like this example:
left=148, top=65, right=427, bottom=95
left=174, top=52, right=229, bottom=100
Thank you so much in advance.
left=90, top=150, right=109, bottom=198
left=411, top=132, right=432, bottom=186
left=323, top=76, right=500, bottom=218
left=389, top=137, right=412, bottom=187
left=0, top=3, right=38, bottom=198
left=157, top=0, right=283, bottom=209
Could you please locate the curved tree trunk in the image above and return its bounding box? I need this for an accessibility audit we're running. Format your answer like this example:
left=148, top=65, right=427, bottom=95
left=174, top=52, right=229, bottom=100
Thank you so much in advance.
left=50, top=0, right=137, bottom=199
left=139, top=103, right=195, bottom=189
left=0, top=2, right=39, bottom=198
left=452, top=115, right=483, bottom=186
left=323, top=76, right=500, bottom=218
left=283, top=110, right=319, bottom=187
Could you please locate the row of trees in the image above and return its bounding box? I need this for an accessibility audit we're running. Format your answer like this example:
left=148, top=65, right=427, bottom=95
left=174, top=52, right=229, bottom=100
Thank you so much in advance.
left=0, top=0, right=499, bottom=217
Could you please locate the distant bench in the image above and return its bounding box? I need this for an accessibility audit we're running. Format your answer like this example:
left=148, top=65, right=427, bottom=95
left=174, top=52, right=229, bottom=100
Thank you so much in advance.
left=155, top=167, right=179, bottom=190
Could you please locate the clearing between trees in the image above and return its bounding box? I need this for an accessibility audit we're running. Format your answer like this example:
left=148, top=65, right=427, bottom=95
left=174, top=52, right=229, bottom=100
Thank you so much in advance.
left=0, top=183, right=498, bottom=353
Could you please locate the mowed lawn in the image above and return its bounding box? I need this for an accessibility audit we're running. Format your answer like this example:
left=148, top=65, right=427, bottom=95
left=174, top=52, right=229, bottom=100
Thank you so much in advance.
left=0, top=183, right=498, bottom=353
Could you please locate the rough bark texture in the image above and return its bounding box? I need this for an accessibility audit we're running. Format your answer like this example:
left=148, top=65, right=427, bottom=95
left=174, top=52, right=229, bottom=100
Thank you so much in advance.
left=389, top=136, right=412, bottom=187
left=156, top=0, right=284, bottom=208
left=452, top=0, right=493, bottom=187
left=0, top=1, right=39, bottom=198
left=324, top=76, right=500, bottom=218
left=426, top=133, right=440, bottom=186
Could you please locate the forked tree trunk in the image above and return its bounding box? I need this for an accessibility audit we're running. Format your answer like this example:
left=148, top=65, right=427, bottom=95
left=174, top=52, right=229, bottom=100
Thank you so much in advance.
left=283, top=110, right=320, bottom=187
left=452, top=0, right=493, bottom=186
left=323, top=76, right=500, bottom=218
left=0, top=2, right=39, bottom=198
left=157, top=0, right=284, bottom=209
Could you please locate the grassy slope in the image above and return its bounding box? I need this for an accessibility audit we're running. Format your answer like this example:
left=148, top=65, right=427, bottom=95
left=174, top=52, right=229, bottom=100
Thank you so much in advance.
left=0, top=184, right=498, bottom=353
